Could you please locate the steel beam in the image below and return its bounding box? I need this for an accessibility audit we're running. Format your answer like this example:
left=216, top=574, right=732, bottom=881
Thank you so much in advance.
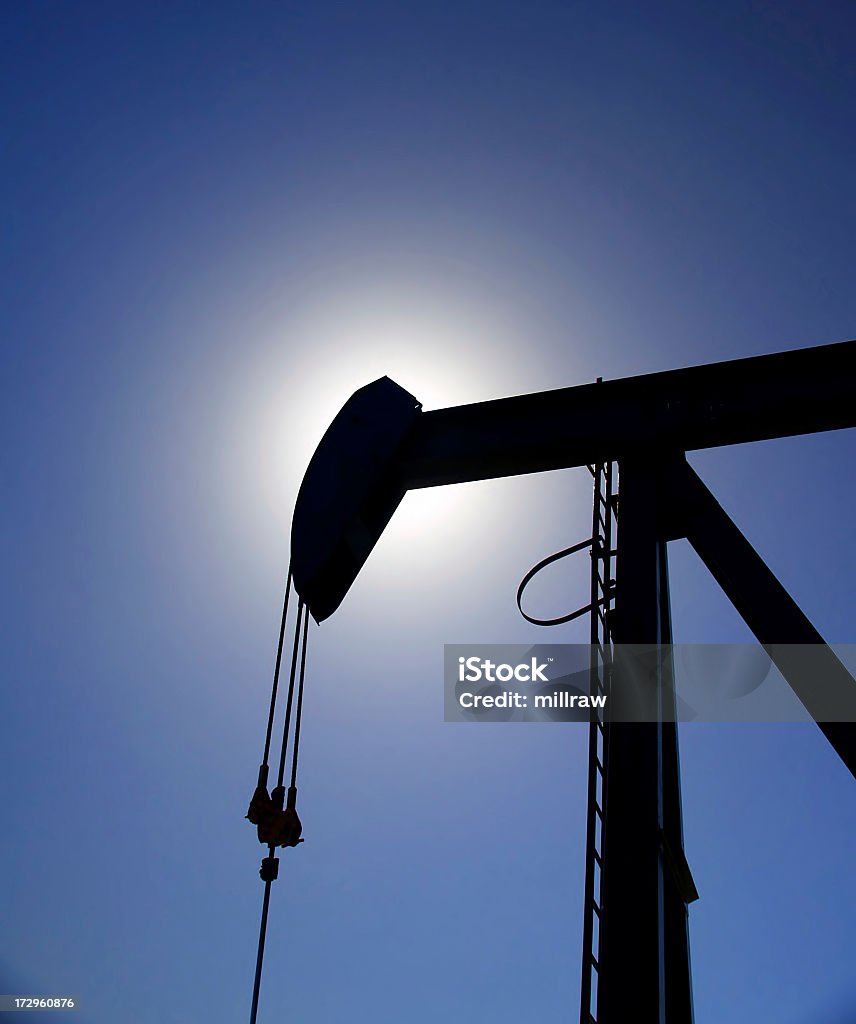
left=671, top=457, right=856, bottom=778
left=401, top=340, right=856, bottom=489
left=598, top=459, right=694, bottom=1024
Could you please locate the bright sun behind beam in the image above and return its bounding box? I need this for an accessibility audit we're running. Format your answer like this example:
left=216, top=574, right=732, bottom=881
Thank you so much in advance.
left=151, top=272, right=590, bottom=635
left=220, top=281, right=543, bottom=582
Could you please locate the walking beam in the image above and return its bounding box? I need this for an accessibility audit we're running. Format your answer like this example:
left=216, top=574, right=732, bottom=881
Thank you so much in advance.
left=292, top=340, right=856, bottom=622
left=401, top=339, right=856, bottom=488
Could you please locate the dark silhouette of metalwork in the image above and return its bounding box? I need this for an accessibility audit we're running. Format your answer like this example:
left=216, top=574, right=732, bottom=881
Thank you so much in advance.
left=246, top=591, right=310, bottom=1024
left=285, top=339, right=856, bottom=1023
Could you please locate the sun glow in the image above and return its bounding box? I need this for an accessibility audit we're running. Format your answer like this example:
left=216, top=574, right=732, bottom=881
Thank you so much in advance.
left=221, top=284, right=529, bottom=571
left=185, top=274, right=589, bottom=634
left=152, top=269, right=589, bottom=646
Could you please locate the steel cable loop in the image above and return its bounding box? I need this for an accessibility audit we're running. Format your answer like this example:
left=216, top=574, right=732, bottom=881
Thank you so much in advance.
left=516, top=537, right=599, bottom=626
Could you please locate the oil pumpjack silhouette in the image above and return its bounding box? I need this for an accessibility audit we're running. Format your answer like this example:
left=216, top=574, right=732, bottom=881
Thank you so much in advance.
left=253, top=339, right=856, bottom=1024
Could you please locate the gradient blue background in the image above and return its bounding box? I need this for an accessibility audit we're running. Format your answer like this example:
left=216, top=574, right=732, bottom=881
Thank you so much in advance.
left=2, top=3, right=854, bottom=1022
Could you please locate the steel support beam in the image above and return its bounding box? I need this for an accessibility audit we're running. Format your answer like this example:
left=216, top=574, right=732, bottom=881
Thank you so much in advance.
left=598, top=451, right=855, bottom=1023
left=401, top=340, right=856, bottom=489
left=598, top=459, right=694, bottom=1024
left=672, top=457, right=856, bottom=778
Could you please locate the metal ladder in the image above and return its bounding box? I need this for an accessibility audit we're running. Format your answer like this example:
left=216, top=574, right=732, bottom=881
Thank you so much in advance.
left=579, top=462, right=618, bottom=1024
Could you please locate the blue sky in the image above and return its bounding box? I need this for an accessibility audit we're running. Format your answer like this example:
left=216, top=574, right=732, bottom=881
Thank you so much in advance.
left=2, top=3, right=854, bottom=1022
